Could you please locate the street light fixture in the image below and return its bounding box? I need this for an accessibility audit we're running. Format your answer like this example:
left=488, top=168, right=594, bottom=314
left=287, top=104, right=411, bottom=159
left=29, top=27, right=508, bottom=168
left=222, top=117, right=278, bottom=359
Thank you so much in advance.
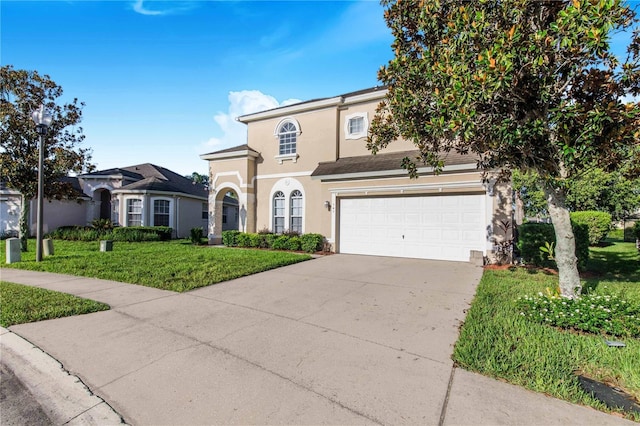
left=31, top=105, right=52, bottom=262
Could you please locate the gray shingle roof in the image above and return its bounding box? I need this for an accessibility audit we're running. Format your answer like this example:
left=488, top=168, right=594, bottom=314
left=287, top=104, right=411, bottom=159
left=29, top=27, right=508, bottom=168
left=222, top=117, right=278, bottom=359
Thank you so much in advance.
left=85, top=164, right=207, bottom=198
left=311, top=150, right=478, bottom=179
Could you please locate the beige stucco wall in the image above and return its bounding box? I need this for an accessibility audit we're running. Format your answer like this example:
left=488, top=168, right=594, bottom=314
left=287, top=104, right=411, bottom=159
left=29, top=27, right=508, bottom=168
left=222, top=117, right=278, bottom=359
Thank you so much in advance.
left=31, top=199, right=88, bottom=235
left=247, top=107, right=338, bottom=175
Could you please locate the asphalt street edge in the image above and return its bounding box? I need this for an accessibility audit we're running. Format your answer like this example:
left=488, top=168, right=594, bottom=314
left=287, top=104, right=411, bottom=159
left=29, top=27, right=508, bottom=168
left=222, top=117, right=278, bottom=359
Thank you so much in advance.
left=0, top=327, right=127, bottom=425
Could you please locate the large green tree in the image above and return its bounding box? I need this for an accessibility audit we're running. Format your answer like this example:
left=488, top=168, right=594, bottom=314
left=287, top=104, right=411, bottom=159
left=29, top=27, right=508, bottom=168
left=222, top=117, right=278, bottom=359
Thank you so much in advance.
left=1, top=66, right=94, bottom=250
left=368, top=0, right=640, bottom=297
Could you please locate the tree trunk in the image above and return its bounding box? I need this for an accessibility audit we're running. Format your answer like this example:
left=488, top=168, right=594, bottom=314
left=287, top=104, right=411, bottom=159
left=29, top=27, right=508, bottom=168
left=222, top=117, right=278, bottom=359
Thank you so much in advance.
left=544, top=185, right=581, bottom=298
left=19, top=195, right=31, bottom=252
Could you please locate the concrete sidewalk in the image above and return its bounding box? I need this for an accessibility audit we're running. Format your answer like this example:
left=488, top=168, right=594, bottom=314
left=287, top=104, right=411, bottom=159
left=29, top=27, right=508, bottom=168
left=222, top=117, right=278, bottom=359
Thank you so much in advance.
left=1, top=260, right=636, bottom=425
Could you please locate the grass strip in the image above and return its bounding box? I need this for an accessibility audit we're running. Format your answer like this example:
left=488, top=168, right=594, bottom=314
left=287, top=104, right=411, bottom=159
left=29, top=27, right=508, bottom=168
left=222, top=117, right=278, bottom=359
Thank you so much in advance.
left=2, top=239, right=312, bottom=292
left=0, top=281, right=110, bottom=327
left=453, top=240, right=640, bottom=421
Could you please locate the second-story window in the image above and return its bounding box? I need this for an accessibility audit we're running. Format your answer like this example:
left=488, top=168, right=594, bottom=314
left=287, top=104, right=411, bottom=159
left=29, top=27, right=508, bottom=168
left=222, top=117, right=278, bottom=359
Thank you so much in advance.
left=278, top=122, right=297, bottom=155
left=345, top=112, right=368, bottom=140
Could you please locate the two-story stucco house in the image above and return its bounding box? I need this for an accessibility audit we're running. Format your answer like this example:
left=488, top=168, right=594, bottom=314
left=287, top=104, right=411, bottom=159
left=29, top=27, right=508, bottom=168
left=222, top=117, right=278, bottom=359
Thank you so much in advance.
left=201, top=87, right=513, bottom=263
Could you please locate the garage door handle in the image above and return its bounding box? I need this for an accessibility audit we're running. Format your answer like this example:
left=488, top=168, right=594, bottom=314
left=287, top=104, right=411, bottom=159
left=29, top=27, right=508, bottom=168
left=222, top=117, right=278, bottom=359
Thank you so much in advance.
left=402, top=235, right=405, bottom=239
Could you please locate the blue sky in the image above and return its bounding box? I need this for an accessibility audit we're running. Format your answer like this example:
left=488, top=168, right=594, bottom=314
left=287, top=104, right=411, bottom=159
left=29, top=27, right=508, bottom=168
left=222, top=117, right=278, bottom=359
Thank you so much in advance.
left=2, top=1, right=394, bottom=175
left=2, top=1, right=638, bottom=176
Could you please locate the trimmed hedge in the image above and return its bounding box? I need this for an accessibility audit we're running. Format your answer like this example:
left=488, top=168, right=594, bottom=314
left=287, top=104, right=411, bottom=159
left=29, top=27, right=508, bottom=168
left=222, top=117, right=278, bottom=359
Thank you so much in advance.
left=570, top=211, right=612, bottom=246
left=47, top=226, right=173, bottom=242
left=517, top=222, right=589, bottom=271
left=222, top=230, right=241, bottom=246
left=221, top=231, right=325, bottom=254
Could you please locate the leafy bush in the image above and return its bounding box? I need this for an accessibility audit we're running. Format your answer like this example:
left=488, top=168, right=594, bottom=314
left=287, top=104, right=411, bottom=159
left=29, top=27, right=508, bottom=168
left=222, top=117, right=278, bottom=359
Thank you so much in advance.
left=634, top=221, right=640, bottom=240
left=300, top=233, right=325, bottom=253
left=517, top=222, right=589, bottom=271
left=570, top=211, right=612, bottom=246
left=111, top=227, right=171, bottom=242
left=222, top=231, right=326, bottom=253
left=190, top=227, right=204, bottom=245
left=47, top=226, right=105, bottom=241
left=285, top=236, right=301, bottom=251
left=236, top=233, right=253, bottom=248
left=517, top=290, right=640, bottom=338
left=91, top=218, right=114, bottom=230
left=271, top=235, right=290, bottom=250
left=222, top=230, right=240, bottom=247
left=248, top=233, right=261, bottom=248
left=258, top=233, right=276, bottom=249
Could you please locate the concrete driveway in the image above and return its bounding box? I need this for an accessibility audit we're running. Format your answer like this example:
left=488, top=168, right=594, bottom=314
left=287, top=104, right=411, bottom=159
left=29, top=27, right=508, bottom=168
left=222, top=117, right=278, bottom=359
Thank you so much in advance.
left=7, top=255, right=482, bottom=424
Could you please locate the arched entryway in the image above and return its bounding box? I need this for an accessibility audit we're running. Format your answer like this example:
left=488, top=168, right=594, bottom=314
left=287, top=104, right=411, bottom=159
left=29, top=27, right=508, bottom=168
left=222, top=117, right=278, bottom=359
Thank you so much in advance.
left=94, top=188, right=112, bottom=221
left=221, top=190, right=240, bottom=232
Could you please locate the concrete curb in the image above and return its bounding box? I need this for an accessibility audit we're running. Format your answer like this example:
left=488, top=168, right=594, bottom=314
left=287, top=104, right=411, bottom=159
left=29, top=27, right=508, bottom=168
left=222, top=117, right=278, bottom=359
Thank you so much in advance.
left=0, top=327, right=127, bottom=425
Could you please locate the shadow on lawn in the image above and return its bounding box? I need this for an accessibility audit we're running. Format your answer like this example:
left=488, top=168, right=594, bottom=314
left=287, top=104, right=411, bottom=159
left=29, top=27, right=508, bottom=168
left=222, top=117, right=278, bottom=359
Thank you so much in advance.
left=582, top=246, right=640, bottom=292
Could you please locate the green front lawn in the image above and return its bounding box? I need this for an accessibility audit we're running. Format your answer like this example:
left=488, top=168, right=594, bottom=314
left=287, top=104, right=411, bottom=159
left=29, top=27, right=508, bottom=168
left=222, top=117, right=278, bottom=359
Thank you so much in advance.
left=454, top=238, right=640, bottom=421
left=1, top=239, right=312, bottom=292
left=0, top=281, right=110, bottom=327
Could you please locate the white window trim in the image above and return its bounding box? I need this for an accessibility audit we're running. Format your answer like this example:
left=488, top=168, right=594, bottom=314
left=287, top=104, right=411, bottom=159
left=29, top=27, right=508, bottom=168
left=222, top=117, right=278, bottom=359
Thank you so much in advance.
left=151, top=197, right=173, bottom=228
left=269, top=178, right=305, bottom=234
left=275, top=153, right=299, bottom=164
left=345, top=112, right=369, bottom=140
left=125, top=197, right=143, bottom=227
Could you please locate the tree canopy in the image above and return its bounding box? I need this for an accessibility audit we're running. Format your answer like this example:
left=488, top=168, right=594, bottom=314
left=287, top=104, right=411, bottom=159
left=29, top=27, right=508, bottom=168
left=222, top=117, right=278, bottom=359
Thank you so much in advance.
left=369, top=0, right=640, bottom=297
left=1, top=65, right=94, bottom=248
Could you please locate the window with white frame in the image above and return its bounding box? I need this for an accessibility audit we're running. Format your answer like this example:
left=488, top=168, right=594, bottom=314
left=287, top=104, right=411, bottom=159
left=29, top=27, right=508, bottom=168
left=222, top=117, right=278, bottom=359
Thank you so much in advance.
left=202, top=203, right=208, bottom=220
left=290, top=190, right=303, bottom=234
left=278, top=122, right=297, bottom=155
left=273, top=191, right=285, bottom=234
left=153, top=199, right=170, bottom=227
left=345, top=112, right=368, bottom=140
left=127, top=199, right=143, bottom=226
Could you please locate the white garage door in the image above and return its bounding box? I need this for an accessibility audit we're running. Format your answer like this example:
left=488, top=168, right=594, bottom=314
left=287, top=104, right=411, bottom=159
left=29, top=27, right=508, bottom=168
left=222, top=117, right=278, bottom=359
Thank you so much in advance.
left=339, top=195, right=486, bottom=262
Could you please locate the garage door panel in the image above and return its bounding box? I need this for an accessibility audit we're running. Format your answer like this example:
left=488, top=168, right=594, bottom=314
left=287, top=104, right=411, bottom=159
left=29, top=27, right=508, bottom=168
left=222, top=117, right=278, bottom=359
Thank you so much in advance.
left=340, top=195, right=486, bottom=262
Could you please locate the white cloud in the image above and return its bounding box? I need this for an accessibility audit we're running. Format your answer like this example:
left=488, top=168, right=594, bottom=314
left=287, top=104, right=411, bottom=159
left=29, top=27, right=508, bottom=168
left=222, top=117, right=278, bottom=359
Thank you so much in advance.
left=202, top=90, right=301, bottom=153
left=132, top=1, right=197, bottom=16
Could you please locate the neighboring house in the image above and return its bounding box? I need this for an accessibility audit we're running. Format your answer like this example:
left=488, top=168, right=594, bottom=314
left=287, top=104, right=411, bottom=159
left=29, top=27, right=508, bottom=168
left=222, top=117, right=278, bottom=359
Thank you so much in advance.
left=0, top=164, right=209, bottom=239
left=1, top=178, right=90, bottom=237
left=200, top=87, right=513, bottom=263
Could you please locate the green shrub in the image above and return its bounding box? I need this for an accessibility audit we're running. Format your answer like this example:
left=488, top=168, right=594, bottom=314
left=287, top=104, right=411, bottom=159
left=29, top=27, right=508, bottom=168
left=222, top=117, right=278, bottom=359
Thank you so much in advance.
left=91, top=218, right=114, bottom=230
left=271, top=235, right=290, bottom=250
left=300, top=233, right=324, bottom=253
left=236, top=233, right=252, bottom=247
left=570, top=211, right=612, bottom=246
left=258, top=233, right=276, bottom=249
left=110, top=226, right=171, bottom=242
left=47, top=226, right=107, bottom=241
left=248, top=233, right=261, bottom=248
left=517, top=222, right=589, bottom=271
left=634, top=221, right=640, bottom=240
left=222, top=230, right=240, bottom=247
left=190, top=227, right=204, bottom=245
left=285, top=236, right=301, bottom=251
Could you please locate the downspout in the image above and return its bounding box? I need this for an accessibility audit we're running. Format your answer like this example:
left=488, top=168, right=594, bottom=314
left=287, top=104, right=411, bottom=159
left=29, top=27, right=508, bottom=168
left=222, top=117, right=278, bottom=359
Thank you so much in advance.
left=175, top=196, right=180, bottom=238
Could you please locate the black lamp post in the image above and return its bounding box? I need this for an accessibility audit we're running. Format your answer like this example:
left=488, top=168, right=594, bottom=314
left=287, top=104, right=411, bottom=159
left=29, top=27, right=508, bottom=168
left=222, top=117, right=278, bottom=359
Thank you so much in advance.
left=31, top=105, right=52, bottom=262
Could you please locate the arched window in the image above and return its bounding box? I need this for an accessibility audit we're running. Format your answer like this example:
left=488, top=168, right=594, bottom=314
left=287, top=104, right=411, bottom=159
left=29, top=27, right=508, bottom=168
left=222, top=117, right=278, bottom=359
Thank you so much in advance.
left=278, top=122, right=297, bottom=155
left=273, top=191, right=285, bottom=234
left=290, top=190, right=303, bottom=234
